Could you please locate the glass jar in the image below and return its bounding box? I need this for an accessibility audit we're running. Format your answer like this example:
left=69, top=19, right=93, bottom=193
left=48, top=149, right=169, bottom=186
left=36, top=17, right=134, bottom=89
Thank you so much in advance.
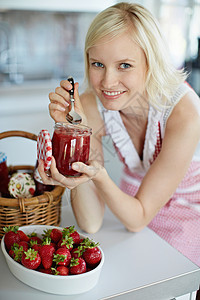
left=0, top=152, right=10, bottom=197
left=52, top=122, right=92, bottom=177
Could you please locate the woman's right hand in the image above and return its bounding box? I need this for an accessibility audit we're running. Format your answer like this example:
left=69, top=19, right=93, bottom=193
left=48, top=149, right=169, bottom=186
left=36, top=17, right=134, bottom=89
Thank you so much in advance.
left=38, top=157, right=105, bottom=190
left=49, top=79, right=87, bottom=125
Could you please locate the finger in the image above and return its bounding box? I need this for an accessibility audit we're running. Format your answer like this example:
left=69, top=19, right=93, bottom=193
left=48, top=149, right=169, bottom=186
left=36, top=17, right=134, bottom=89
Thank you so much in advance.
left=49, top=102, right=67, bottom=113
left=60, top=79, right=73, bottom=91
left=38, top=159, right=57, bottom=186
left=60, top=80, right=80, bottom=101
left=49, top=92, right=69, bottom=108
left=55, top=86, right=69, bottom=100
left=38, top=159, right=66, bottom=187
left=48, top=108, right=67, bottom=124
left=72, top=162, right=98, bottom=178
left=60, top=80, right=83, bottom=112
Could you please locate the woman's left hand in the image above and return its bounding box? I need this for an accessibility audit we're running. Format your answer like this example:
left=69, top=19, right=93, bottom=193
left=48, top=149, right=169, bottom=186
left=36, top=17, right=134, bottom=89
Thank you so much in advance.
left=38, top=157, right=104, bottom=190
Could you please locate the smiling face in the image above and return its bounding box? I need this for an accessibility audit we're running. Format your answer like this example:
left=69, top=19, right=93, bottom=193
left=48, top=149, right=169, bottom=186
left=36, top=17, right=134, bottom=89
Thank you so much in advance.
left=88, top=32, right=148, bottom=111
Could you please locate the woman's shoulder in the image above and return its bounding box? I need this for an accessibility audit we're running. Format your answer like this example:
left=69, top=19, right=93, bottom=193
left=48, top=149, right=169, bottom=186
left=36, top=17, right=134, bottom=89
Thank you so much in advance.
left=167, top=88, right=200, bottom=134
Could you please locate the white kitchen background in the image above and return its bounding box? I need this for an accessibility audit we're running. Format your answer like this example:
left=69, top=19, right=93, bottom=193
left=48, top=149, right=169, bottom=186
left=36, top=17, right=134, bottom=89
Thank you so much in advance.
left=0, top=0, right=200, bottom=185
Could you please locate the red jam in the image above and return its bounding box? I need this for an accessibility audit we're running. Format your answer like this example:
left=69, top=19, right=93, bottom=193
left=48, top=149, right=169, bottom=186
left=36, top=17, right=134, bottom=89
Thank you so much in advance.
left=52, top=123, right=92, bottom=177
left=0, top=153, right=10, bottom=197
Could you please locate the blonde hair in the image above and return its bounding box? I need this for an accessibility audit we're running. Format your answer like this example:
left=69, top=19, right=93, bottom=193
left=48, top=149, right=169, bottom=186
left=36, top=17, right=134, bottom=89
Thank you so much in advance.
left=84, top=2, right=187, bottom=108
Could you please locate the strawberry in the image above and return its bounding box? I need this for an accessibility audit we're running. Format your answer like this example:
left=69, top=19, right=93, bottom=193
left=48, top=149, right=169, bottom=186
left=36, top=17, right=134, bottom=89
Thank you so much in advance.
left=40, top=238, right=55, bottom=269
left=79, top=238, right=84, bottom=244
left=52, top=266, right=69, bottom=276
left=18, top=230, right=29, bottom=242
left=9, top=244, right=23, bottom=262
left=21, top=248, right=41, bottom=270
left=50, top=241, right=57, bottom=251
left=18, top=241, right=29, bottom=252
left=3, top=226, right=20, bottom=251
left=53, top=247, right=71, bottom=266
left=63, top=226, right=80, bottom=245
left=9, top=241, right=29, bottom=262
left=57, top=235, right=74, bottom=251
left=29, top=239, right=42, bottom=253
left=38, top=268, right=53, bottom=275
left=43, top=228, right=62, bottom=243
left=69, top=257, right=86, bottom=275
left=82, top=238, right=102, bottom=267
left=9, top=249, right=17, bottom=260
left=28, top=233, right=42, bottom=245
left=71, top=245, right=84, bottom=259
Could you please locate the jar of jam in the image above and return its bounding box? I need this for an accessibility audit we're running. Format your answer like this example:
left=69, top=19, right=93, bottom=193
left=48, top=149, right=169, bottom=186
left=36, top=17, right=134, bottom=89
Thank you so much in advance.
left=52, top=122, right=92, bottom=177
left=0, top=152, right=10, bottom=197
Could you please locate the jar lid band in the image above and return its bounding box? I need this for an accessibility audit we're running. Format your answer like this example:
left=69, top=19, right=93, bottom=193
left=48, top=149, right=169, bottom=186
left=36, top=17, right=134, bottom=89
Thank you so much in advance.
left=37, top=130, right=52, bottom=172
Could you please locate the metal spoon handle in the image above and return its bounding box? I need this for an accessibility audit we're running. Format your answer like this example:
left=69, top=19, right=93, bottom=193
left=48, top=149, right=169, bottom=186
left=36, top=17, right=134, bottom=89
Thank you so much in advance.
left=68, top=76, right=74, bottom=98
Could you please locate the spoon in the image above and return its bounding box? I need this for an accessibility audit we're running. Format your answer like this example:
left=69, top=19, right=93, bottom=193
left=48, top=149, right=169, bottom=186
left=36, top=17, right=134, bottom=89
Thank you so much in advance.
left=66, top=76, right=82, bottom=125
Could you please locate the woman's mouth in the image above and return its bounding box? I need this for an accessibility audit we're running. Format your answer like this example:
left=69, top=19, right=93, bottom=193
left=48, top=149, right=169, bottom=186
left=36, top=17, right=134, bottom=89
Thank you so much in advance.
left=102, top=90, right=125, bottom=98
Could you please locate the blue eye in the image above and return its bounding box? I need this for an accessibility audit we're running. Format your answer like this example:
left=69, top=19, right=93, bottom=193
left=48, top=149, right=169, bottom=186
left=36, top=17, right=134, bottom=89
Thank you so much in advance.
left=92, top=62, right=104, bottom=68
left=120, top=63, right=131, bottom=69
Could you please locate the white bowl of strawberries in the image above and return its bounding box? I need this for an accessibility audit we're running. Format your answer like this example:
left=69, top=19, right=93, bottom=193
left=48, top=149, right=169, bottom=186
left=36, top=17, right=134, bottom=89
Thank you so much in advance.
left=1, top=225, right=104, bottom=295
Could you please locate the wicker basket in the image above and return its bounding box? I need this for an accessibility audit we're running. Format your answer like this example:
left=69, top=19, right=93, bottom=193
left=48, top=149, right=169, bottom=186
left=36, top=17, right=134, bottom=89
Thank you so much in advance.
left=0, top=130, right=65, bottom=239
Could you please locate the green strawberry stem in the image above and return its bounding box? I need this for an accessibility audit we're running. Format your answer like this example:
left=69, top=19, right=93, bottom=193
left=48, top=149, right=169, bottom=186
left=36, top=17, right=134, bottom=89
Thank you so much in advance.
left=53, top=254, right=66, bottom=264
left=61, top=236, right=74, bottom=249
left=24, top=248, right=38, bottom=261
left=70, top=257, right=79, bottom=267
left=51, top=267, right=59, bottom=275
left=42, top=237, right=51, bottom=245
left=81, top=237, right=100, bottom=249
left=74, top=245, right=84, bottom=257
left=42, top=229, right=52, bottom=239
left=62, top=226, right=75, bottom=237
left=3, top=226, right=19, bottom=233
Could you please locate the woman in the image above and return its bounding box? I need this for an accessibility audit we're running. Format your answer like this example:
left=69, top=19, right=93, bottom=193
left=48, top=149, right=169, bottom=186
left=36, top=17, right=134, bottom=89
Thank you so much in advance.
left=39, top=2, right=200, bottom=267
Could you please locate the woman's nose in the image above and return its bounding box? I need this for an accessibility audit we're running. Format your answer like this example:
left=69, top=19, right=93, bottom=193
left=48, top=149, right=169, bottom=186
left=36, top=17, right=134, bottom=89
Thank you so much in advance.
left=101, top=69, right=119, bottom=89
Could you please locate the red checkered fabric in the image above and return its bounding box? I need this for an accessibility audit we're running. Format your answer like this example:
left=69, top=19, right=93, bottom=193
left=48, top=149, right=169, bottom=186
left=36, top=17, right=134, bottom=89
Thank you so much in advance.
left=37, top=130, right=52, bottom=172
left=150, top=121, right=162, bottom=163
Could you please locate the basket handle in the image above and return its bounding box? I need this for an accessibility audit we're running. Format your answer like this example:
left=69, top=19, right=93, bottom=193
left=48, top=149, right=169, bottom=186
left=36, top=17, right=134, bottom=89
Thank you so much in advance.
left=0, top=130, right=37, bottom=141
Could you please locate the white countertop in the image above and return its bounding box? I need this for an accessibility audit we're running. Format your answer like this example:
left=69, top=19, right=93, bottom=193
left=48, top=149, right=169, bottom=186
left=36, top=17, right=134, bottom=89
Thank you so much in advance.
left=0, top=198, right=200, bottom=300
